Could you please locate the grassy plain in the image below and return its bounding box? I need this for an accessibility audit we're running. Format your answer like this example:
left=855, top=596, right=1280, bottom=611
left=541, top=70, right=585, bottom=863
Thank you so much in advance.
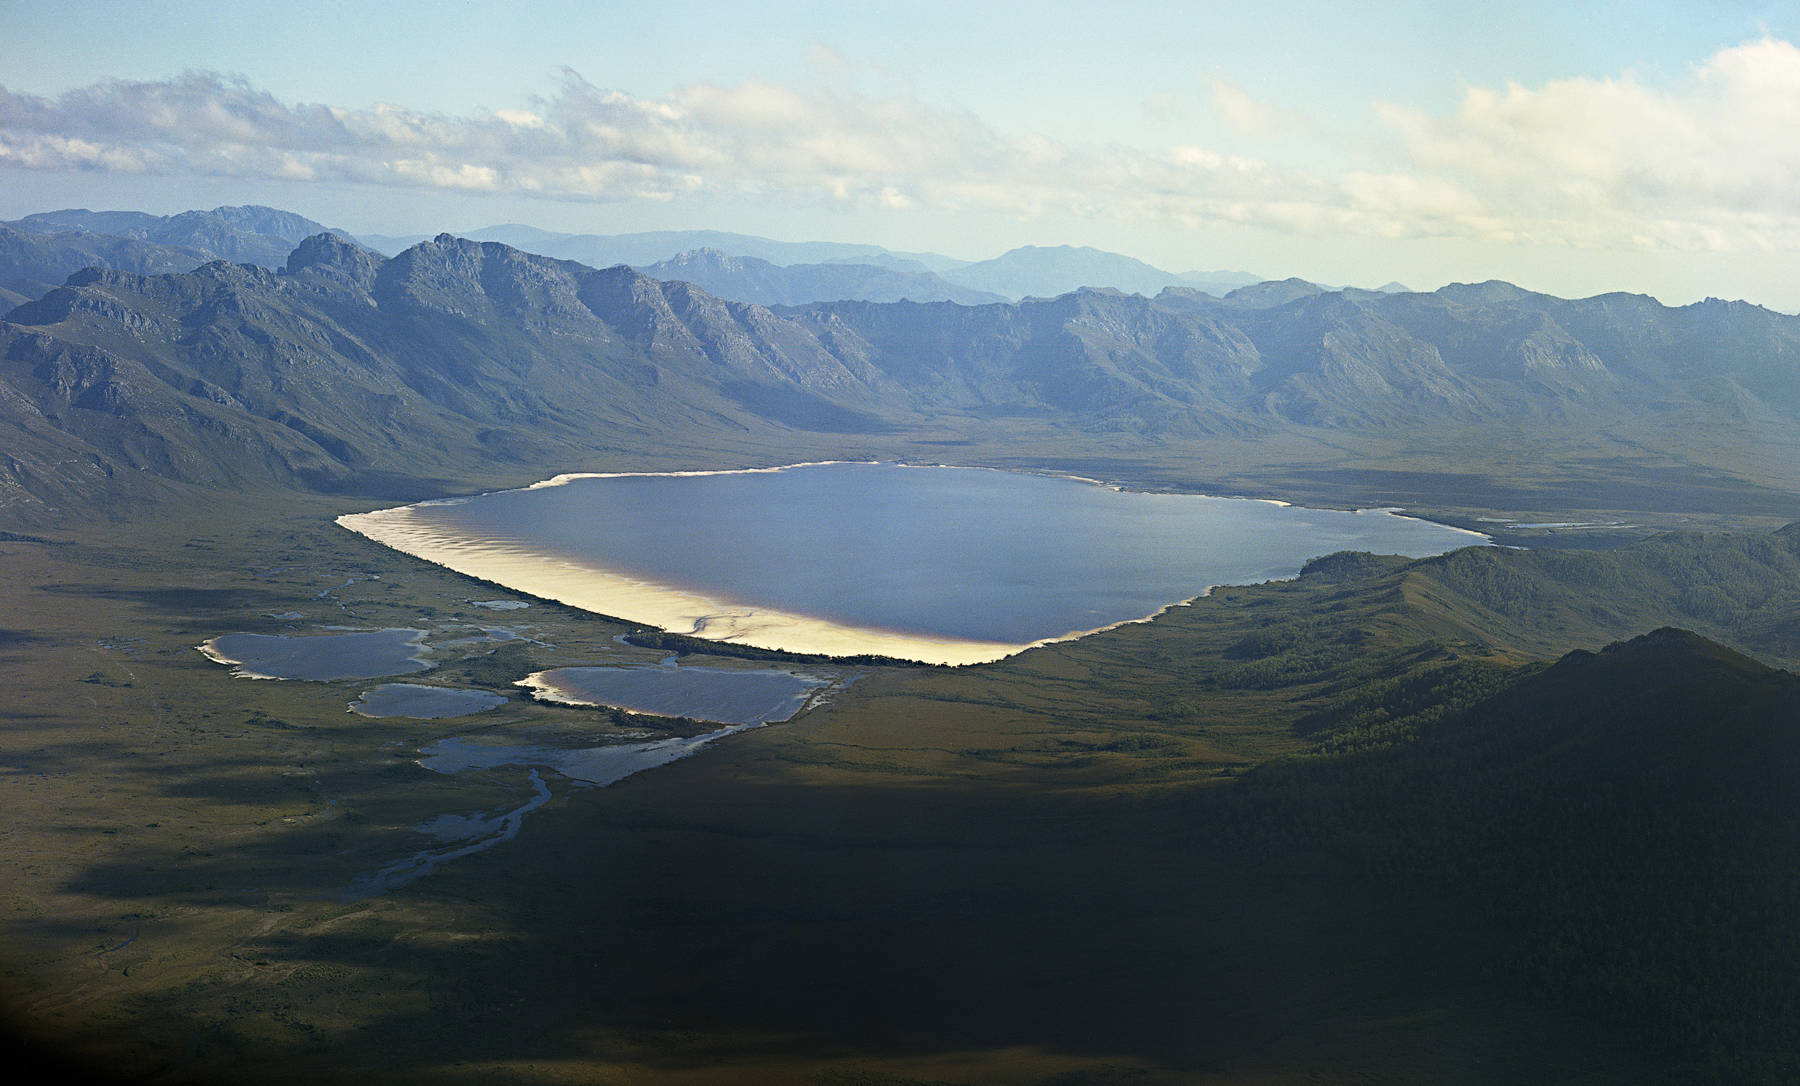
left=3, top=434, right=1798, bottom=1084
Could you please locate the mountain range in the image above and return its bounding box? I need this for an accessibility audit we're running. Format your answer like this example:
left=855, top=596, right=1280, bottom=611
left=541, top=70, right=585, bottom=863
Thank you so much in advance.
left=3, top=228, right=1799, bottom=521
left=358, top=223, right=1265, bottom=301
left=2, top=204, right=1303, bottom=311
left=0, top=205, right=358, bottom=310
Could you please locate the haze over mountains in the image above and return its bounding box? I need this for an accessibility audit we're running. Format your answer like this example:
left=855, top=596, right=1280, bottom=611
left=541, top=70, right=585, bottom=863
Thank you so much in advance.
left=1, top=203, right=1384, bottom=318
left=3, top=220, right=1799, bottom=520
left=359, top=223, right=1266, bottom=301
left=639, top=248, right=1008, bottom=307
left=0, top=205, right=360, bottom=311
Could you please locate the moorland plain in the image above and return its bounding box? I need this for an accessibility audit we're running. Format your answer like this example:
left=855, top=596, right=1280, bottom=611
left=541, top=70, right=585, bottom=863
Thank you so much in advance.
left=4, top=456, right=1799, bottom=1082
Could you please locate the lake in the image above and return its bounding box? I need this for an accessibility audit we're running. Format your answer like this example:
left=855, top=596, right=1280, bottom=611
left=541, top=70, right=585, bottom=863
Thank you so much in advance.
left=339, top=463, right=1485, bottom=664
left=199, top=628, right=431, bottom=680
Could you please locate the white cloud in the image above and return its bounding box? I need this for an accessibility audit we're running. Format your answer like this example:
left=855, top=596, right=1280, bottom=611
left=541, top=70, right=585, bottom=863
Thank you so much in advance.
left=5, top=41, right=1800, bottom=255
left=1207, top=77, right=1289, bottom=136
left=0, top=68, right=1336, bottom=229
left=1377, top=37, right=1800, bottom=249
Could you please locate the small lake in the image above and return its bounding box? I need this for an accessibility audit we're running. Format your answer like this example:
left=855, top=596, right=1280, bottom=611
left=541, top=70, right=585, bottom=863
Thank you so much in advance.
left=341, top=463, right=1485, bottom=664
left=520, top=662, right=828, bottom=724
left=199, top=628, right=430, bottom=680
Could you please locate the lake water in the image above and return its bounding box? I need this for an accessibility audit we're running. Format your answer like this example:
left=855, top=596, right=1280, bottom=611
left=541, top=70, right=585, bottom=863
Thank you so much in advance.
left=520, top=661, right=829, bottom=724
left=417, top=726, right=763, bottom=786
left=199, top=628, right=430, bottom=680
left=340, top=463, right=1485, bottom=664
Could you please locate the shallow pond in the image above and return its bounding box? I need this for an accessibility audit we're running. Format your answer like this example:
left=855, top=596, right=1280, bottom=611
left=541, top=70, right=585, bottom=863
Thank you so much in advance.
left=198, top=628, right=429, bottom=681
left=520, top=662, right=827, bottom=724
left=349, top=683, right=508, bottom=719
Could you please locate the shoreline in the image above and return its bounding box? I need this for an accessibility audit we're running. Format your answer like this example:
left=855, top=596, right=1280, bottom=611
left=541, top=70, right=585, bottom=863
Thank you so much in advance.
left=389, top=459, right=1494, bottom=541
left=337, top=503, right=1031, bottom=665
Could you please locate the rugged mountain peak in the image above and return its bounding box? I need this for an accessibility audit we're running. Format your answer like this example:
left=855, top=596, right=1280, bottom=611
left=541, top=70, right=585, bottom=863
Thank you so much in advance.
left=285, top=232, right=382, bottom=288
left=196, top=205, right=332, bottom=243
left=369, top=235, right=597, bottom=324
left=60, top=266, right=145, bottom=290
left=1688, top=295, right=1777, bottom=320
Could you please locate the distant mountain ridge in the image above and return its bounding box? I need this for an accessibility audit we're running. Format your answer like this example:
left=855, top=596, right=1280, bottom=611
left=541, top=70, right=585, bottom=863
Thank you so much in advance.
left=0, top=206, right=1446, bottom=311
left=936, top=243, right=1260, bottom=300
left=3, top=230, right=1799, bottom=518
left=359, top=225, right=1265, bottom=302
left=640, top=249, right=1005, bottom=306
left=362, top=224, right=968, bottom=276
left=0, top=223, right=212, bottom=311
left=1, top=205, right=372, bottom=310
left=7, top=205, right=352, bottom=268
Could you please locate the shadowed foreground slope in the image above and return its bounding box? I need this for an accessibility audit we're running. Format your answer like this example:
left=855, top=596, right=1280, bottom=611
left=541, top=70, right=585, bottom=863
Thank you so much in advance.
left=6, top=503, right=1797, bottom=1084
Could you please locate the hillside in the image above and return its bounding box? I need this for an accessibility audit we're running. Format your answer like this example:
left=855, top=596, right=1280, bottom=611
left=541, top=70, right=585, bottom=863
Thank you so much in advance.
left=1234, top=628, right=1800, bottom=1079
left=0, top=234, right=912, bottom=514
left=0, top=224, right=216, bottom=310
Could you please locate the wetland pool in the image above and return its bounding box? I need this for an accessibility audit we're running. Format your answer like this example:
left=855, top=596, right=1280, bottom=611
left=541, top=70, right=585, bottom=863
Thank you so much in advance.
left=519, top=660, right=829, bottom=724
left=198, top=628, right=430, bottom=680
left=350, top=683, right=508, bottom=719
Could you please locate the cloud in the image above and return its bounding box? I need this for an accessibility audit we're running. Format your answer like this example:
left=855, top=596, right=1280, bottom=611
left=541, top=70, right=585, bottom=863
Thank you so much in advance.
left=1207, top=77, right=1290, bottom=136
left=5, top=41, right=1800, bottom=254
left=0, top=67, right=1338, bottom=226
left=1376, top=37, right=1800, bottom=249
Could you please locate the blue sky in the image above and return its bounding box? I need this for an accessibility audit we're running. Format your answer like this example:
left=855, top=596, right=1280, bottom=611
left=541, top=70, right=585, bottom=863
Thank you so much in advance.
left=4, top=0, right=1800, bottom=306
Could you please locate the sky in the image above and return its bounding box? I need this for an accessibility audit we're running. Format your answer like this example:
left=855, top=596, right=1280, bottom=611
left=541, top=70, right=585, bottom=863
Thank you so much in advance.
left=4, top=0, right=1800, bottom=307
